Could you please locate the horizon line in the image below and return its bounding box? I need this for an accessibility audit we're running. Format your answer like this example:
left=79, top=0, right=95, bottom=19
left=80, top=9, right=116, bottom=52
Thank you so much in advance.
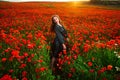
left=0, top=0, right=90, bottom=2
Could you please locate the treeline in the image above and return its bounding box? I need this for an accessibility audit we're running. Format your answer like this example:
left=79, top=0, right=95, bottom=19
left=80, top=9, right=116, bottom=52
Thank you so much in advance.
left=90, top=0, right=120, bottom=5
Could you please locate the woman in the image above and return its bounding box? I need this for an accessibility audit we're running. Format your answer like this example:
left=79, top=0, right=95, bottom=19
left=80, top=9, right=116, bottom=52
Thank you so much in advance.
left=50, top=15, right=69, bottom=71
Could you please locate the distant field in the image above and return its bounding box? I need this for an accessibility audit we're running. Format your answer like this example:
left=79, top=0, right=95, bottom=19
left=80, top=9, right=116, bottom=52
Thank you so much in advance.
left=0, top=1, right=120, bottom=29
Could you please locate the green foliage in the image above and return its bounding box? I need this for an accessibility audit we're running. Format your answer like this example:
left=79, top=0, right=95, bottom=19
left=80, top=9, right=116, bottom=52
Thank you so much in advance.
left=59, top=47, right=119, bottom=80
left=0, top=39, right=55, bottom=80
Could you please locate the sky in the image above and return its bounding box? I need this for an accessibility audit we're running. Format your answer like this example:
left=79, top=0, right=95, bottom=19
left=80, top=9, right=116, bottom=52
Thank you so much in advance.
left=1, top=0, right=90, bottom=2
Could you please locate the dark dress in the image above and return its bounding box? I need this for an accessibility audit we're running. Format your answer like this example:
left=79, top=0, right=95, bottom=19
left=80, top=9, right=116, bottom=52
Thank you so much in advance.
left=52, top=24, right=68, bottom=58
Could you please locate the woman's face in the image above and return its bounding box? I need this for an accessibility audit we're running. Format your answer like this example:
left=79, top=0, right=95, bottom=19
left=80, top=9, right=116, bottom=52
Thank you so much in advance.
left=53, top=16, right=59, bottom=24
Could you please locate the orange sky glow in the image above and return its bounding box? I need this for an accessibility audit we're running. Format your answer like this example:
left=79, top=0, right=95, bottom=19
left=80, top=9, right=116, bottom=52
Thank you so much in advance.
left=2, top=0, right=90, bottom=2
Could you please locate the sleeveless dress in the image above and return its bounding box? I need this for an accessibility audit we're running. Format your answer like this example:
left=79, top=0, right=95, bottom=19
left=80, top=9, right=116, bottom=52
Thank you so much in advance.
left=51, top=24, right=68, bottom=58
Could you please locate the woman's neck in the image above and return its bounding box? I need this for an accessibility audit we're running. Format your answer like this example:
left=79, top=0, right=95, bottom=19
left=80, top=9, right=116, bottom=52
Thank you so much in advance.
left=57, top=23, right=62, bottom=27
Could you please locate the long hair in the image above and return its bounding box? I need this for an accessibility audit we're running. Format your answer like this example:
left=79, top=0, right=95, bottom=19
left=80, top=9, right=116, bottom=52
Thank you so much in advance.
left=50, top=15, right=64, bottom=33
left=49, top=15, right=67, bottom=42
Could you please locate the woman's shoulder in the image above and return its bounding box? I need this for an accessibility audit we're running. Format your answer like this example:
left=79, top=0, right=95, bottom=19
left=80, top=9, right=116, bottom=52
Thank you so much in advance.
left=55, top=24, right=65, bottom=31
left=54, top=25, right=60, bottom=31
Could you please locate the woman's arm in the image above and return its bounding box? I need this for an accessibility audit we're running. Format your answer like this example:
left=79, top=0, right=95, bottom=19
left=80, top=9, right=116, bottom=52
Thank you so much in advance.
left=63, top=29, right=69, bottom=43
left=66, top=37, right=69, bottom=42
left=55, top=26, right=65, bottom=44
left=55, top=25, right=69, bottom=50
left=62, top=43, right=66, bottom=50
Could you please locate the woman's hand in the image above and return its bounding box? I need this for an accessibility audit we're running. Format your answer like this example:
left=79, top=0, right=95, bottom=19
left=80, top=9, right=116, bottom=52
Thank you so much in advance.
left=66, top=38, right=69, bottom=42
left=62, top=44, right=66, bottom=50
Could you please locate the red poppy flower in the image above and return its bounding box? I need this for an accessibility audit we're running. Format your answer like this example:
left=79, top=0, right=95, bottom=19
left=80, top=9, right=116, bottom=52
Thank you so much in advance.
left=22, top=71, right=27, bottom=77
left=40, top=67, right=46, bottom=72
left=70, top=68, right=75, bottom=73
left=23, top=52, right=28, bottom=57
left=37, top=59, right=43, bottom=63
left=9, top=69, right=14, bottom=73
left=27, top=33, right=33, bottom=40
left=27, top=43, right=35, bottom=49
left=89, top=69, right=94, bottom=73
left=68, top=73, right=72, bottom=78
left=63, top=50, right=67, bottom=55
left=31, top=54, right=34, bottom=57
left=19, top=64, right=26, bottom=68
left=107, top=65, right=113, bottom=70
left=87, top=61, right=92, bottom=67
left=1, top=58, right=7, bottom=62
left=102, top=77, right=107, bottom=80
left=0, top=74, right=12, bottom=80
left=27, top=57, right=31, bottom=62
left=11, top=50, right=20, bottom=58
left=67, top=61, right=71, bottom=65
left=83, top=43, right=91, bottom=52
left=22, top=77, right=28, bottom=80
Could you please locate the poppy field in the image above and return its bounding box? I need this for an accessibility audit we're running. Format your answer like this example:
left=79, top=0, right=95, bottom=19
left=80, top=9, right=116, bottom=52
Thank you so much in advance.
left=0, top=1, right=120, bottom=80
